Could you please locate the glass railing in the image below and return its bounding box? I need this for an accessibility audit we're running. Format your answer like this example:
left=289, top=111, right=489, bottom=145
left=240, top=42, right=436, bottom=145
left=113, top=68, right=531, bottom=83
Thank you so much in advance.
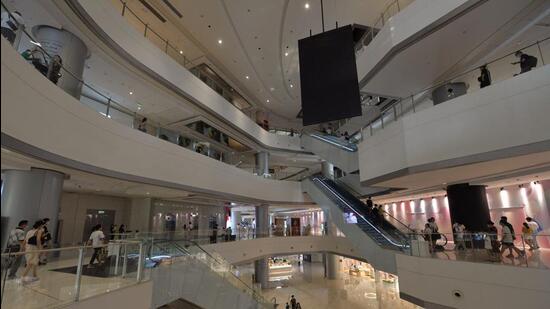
left=124, top=237, right=272, bottom=307
left=361, top=0, right=414, bottom=47
left=0, top=3, right=296, bottom=181
left=407, top=232, right=549, bottom=269
left=0, top=240, right=148, bottom=308
left=353, top=37, right=550, bottom=141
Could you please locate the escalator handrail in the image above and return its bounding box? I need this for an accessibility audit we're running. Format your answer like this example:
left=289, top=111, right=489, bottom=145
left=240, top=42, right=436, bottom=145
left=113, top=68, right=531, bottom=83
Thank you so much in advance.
left=309, top=133, right=358, bottom=152
left=312, top=177, right=408, bottom=248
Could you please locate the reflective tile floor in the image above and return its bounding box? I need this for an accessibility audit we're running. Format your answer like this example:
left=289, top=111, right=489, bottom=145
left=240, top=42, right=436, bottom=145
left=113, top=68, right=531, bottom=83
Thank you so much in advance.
left=236, top=260, right=422, bottom=309
left=1, top=255, right=142, bottom=309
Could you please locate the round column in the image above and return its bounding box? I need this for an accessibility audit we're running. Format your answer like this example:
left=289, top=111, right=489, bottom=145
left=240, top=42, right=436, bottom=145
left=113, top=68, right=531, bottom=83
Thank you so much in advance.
left=1, top=168, right=65, bottom=249
left=322, top=209, right=340, bottom=279
left=447, top=183, right=491, bottom=232
left=321, top=161, right=334, bottom=180
left=254, top=205, right=270, bottom=289
left=255, top=152, right=270, bottom=177
left=32, top=25, right=89, bottom=99
left=230, top=209, right=241, bottom=235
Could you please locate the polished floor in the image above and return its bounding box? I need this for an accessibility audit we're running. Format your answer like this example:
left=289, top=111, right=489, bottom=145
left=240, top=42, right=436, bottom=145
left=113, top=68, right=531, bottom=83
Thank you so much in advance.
left=236, top=259, right=421, bottom=309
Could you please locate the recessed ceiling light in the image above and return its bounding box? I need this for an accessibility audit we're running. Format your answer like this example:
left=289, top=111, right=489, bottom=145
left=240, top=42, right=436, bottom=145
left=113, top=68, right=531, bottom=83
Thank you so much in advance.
left=146, top=192, right=150, bottom=195
left=179, top=50, right=183, bottom=54
left=284, top=52, right=289, bottom=56
left=129, top=91, right=133, bottom=95
left=245, top=75, right=250, bottom=79
left=266, top=99, right=270, bottom=103
left=270, top=87, right=275, bottom=91
left=290, top=84, right=294, bottom=88
left=305, top=3, right=310, bottom=9
left=218, top=39, right=223, bottom=44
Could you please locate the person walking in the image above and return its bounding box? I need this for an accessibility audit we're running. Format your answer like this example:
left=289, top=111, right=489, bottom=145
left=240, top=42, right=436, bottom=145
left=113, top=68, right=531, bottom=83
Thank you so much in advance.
left=47, top=55, right=62, bottom=84
left=525, top=217, right=541, bottom=249
left=21, top=220, right=45, bottom=284
left=522, top=222, right=535, bottom=250
left=88, top=224, right=105, bottom=268
left=138, top=117, right=148, bottom=133
left=453, top=222, right=466, bottom=251
left=512, top=51, right=537, bottom=74
left=477, top=65, right=491, bottom=88
left=486, top=221, right=500, bottom=261
left=290, top=295, right=297, bottom=309
left=499, top=219, right=525, bottom=259
left=39, top=218, right=52, bottom=265
left=5, top=220, right=28, bottom=279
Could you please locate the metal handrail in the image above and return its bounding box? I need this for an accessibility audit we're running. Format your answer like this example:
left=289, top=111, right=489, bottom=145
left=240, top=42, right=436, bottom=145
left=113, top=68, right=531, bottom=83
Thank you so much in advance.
left=356, top=36, right=550, bottom=140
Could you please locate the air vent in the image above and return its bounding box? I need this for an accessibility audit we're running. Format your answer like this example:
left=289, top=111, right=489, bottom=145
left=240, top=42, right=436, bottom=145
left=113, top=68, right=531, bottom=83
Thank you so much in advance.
left=138, top=0, right=166, bottom=23
left=162, top=0, right=183, bottom=18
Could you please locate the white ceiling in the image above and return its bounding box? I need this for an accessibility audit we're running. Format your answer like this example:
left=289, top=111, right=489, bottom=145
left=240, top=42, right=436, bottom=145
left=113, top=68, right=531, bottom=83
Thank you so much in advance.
left=126, top=0, right=388, bottom=123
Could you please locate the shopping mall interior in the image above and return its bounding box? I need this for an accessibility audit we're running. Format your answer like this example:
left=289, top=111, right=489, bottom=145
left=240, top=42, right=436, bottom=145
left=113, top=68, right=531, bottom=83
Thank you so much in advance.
left=1, top=0, right=550, bottom=308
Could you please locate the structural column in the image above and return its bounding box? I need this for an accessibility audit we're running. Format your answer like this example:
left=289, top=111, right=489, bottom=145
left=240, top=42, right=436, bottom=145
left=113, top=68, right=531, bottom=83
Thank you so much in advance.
left=255, top=151, right=270, bottom=177
left=323, top=209, right=340, bottom=279
left=321, top=161, right=334, bottom=180
left=254, top=205, right=270, bottom=289
left=1, top=168, right=65, bottom=249
left=32, top=25, right=89, bottom=99
left=446, top=183, right=491, bottom=232
left=230, top=209, right=241, bottom=237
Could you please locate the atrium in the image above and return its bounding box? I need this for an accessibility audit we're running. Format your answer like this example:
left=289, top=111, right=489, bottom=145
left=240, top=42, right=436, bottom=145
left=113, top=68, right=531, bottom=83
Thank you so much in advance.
left=1, top=0, right=549, bottom=308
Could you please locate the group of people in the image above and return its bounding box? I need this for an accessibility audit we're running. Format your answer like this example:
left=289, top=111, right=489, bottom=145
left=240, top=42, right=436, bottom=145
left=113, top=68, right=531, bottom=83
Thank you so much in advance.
left=4, top=218, right=52, bottom=283
left=1, top=11, right=63, bottom=85
left=321, top=124, right=351, bottom=141
left=476, top=50, right=538, bottom=88
left=421, top=215, right=542, bottom=260
left=285, top=295, right=302, bottom=309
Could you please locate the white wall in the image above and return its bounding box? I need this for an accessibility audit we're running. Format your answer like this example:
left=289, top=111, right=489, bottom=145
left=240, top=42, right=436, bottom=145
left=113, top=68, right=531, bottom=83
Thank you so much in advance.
left=1, top=38, right=306, bottom=203
left=202, top=236, right=360, bottom=265
left=396, top=254, right=550, bottom=309
left=358, top=65, right=550, bottom=184
left=356, top=0, right=472, bottom=84
left=75, top=0, right=301, bottom=152
left=59, top=192, right=131, bottom=245
left=129, top=198, right=152, bottom=233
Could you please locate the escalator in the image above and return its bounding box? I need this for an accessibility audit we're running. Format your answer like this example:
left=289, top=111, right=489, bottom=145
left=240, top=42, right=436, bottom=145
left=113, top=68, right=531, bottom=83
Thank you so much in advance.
left=300, top=133, right=359, bottom=173
left=303, top=175, right=412, bottom=273
left=145, top=239, right=272, bottom=309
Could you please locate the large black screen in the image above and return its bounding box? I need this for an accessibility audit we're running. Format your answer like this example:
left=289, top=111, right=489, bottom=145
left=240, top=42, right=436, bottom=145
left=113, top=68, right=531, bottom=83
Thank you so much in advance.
left=298, top=25, right=361, bottom=126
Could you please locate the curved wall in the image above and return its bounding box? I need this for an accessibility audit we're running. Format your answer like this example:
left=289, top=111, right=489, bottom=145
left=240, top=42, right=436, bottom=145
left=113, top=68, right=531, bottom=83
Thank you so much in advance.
left=1, top=38, right=305, bottom=203
left=72, top=0, right=301, bottom=153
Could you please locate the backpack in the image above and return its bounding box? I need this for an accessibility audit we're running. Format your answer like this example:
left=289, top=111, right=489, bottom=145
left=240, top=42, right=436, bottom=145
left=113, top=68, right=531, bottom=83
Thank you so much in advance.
left=527, top=55, right=538, bottom=68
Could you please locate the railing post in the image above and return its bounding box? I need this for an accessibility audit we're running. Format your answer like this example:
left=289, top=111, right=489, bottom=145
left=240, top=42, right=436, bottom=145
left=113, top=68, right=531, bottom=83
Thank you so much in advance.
left=369, top=123, right=373, bottom=136
left=411, top=94, right=415, bottom=112
left=144, top=24, right=148, bottom=37
left=137, top=243, right=144, bottom=282
left=74, top=247, right=85, bottom=302
left=121, top=243, right=128, bottom=278
left=121, top=2, right=127, bottom=16
left=381, top=112, right=384, bottom=128
left=396, top=0, right=401, bottom=12
left=393, top=104, right=397, bottom=120
left=536, top=41, right=545, bottom=65
left=106, top=98, right=111, bottom=117
left=165, top=40, right=169, bottom=53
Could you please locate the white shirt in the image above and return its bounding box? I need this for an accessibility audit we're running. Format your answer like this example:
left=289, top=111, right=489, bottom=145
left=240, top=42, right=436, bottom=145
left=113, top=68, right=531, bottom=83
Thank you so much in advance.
left=8, top=227, right=25, bottom=247
left=501, top=225, right=513, bottom=243
left=526, top=221, right=539, bottom=234
left=1, top=11, right=24, bottom=30
left=89, top=230, right=105, bottom=248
